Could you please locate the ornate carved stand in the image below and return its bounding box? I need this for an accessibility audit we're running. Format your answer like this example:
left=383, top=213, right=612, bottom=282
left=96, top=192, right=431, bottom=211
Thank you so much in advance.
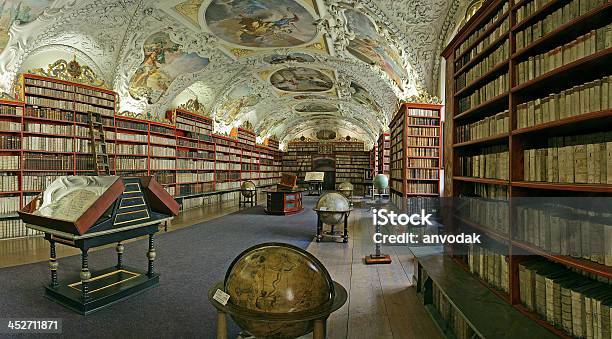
left=315, top=210, right=351, bottom=243
left=37, top=222, right=167, bottom=315
left=238, top=191, right=257, bottom=207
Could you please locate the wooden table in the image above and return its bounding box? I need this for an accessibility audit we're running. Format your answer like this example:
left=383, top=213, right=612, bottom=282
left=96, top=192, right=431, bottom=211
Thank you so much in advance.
left=263, top=189, right=305, bottom=215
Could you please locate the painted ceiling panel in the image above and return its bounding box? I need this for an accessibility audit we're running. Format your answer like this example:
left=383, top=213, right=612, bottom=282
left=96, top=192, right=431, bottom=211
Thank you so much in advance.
left=0, top=0, right=461, bottom=147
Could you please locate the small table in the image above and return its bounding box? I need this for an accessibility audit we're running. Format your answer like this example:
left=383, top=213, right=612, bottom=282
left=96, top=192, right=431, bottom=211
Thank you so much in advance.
left=27, top=220, right=170, bottom=315
left=263, top=189, right=305, bottom=215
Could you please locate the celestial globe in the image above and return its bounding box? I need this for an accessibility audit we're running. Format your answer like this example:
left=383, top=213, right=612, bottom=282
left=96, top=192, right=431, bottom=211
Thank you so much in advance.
left=337, top=182, right=353, bottom=198
left=240, top=181, right=256, bottom=198
left=224, top=243, right=335, bottom=338
left=315, top=192, right=350, bottom=225
left=373, top=174, right=389, bottom=190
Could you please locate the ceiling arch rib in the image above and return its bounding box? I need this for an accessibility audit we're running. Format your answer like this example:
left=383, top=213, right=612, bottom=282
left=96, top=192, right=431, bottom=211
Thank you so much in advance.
left=0, top=0, right=455, bottom=147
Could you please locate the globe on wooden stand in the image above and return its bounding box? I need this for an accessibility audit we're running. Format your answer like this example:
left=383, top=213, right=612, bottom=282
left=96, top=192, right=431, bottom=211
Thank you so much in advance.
left=314, top=192, right=352, bottom=243
left=239, top=181, right=257, bottom=207
left=366, top=174, right=392, bottom=265
left=337, top=182, right=354, bottom=204
left=208, top=243, right=347, bottom=339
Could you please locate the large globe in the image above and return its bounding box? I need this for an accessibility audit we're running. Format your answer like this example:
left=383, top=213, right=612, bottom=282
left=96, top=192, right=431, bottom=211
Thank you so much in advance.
left=224, top=243, right=334, bottom=338
left=240, top=181, right=256, bottom=198
left=315, top=192, right=350, bottom=225
left=337, top=182, right=353, bottom=198
left=373, top=174, right=389, bottom=190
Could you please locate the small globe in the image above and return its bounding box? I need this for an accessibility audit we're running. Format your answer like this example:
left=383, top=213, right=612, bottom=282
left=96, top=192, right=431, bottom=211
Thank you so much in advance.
left=315, top=192, right=350, bottom=225
left=373, top=174, right=389, bottom=190
left=337, top=182, right=353, bottom=198
left=240, top=181, right=256, bottom=198
left=224, top=243, right=334, bottom=338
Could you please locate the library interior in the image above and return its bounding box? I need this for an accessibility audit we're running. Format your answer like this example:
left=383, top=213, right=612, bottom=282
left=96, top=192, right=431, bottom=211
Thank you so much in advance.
left=0, top=0, right=610, bottom=338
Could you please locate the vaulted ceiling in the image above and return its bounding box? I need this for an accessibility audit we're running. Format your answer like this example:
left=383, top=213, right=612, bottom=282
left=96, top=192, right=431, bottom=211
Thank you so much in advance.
left=0, top=0, right=467, bottom=148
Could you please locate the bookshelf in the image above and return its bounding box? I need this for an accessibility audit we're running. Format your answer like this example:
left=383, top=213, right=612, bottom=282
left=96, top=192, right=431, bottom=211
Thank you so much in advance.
left=282, top=140, right=370, bottom=191
left=441, top=0, right=612, bottom=337
left=0, top=74, right=284, bottom=239
left=377, top=133, right=390, bottom=174
left=370, top=143, right=378, bottom=175
left=389, top=102, right=442, bottom=206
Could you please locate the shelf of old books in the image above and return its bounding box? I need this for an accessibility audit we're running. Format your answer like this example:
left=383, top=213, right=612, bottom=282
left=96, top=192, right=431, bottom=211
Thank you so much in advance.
left=389, top=102, right=442, bottom=207
left=442, top=0, right=612, bottom=337
left=370, top=143, right=378, bottom=175
left=0, top=74, right=285, bottom=239
left=377, top=133, right=390, bottom=174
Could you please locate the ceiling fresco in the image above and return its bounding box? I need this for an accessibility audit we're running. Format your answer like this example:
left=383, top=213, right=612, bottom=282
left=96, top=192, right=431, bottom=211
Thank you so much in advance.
left=204, top=0, right=318, bottom=48
left=128, top=31, right=210, bottom=104
left=0, top=0, right=53, bottom=50
left=294, top=101, right=338, bottom=112
left=0, top=0, right=464, bottom=148
left=269, top=66, right=334, bottom=93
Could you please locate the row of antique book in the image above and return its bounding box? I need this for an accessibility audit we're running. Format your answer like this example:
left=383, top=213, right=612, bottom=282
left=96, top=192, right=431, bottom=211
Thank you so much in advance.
left=457, top=145, right=510, bottom=180
left=407, top=148, right=440, bottom=157
left=454, top=1, right=509, bottom=62
left=406, top=183, right=439, bottom=194
left=516, top=76, right=612, bottom=129
left=455, top=40, right=509, bottom=90
left=408, top=117, right=439, bottom=126
left=0, top=156, right=18, bottom=170
left=516, top=0, right=609, bottom=51
left=0, top=219, right=42, bottom=239
left=467, top=242, right=509, bottom=293
left=457, top=197, right=509, bottom=234
left=407, top=136, right=439, bottom=147
left=431, top=281, right=477, bottom=339
left=0, top=105, right=23, bottom=116
left=516, top=203, right=612, bottom=266
left=408, top=158, right=439, bottom=168
left=25, top=86, right=114, bottom=108
left=407, top=169, right=439, bottom=180
left=517, top=25, right=611, bottom=85
left=523, top=132, right=612, bottom=184
left=176, top=172, right=214, bottom=183
left=456, top=110, right=509, bottom=143
left=25, top=96, right=113, bottom=116
left=23, top=77, right=115, bottom=101
left=407, top=127, right=439, bottom=137
left=0, top=175, right=18, bottom=192
left=458, top=73, right=509, bottom=114
left=519, top=258, right=612, bottom=338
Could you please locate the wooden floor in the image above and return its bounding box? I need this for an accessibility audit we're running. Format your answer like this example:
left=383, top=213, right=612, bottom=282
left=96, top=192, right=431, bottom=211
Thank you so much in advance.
left=305, top=202, right=442, bottom=339
left=0, top=195, right=441, bottom=339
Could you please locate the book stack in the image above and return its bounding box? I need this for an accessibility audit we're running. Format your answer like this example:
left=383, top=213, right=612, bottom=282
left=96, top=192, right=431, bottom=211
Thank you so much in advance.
left=467, top=243, right=509, bottom=293
left=0, top=135, right=20, bottom=149
left=519, top=258, right=612, bottom=338
left=517, top=76, right=612, bottom=129
left=23, top=136, right=73, bottom=152
left=432, top=282, right=477, bottom=339
left=0, top=196, right=20, bottom=215
left=454, top=2, right=510, bottom=70
left=456, top=40, right=509, bottom=90
left=23, top=154, right=73, bottom=170
left=458, top=73, right=509, bottom=113
left=0, top=156, right=19, bottom=170
left=458, top=145, right=509, bottom=180
left=0, top=120, right=21, bottom=131
left=22, top=174, right=62, bottom=191
left=456, top=110, right=509, bottom=143
left=0, top=105, right=23, bottom=116
left=0, top=175, right=18, bottom=192
left=516, top=203, right=612, bottom=266
left=522, top=132, right=612, bottom=184
left=516, top=0, right=609, bottom=50
left=517, top=25, right=612, bottom=85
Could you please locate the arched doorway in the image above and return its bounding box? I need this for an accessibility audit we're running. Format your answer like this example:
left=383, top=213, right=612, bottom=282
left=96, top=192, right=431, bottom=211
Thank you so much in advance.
left=312, top=157, right=335, bottom=190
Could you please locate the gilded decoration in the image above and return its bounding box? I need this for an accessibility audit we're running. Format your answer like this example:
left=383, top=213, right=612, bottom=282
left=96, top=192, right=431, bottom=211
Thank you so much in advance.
left=29, top=56, right=108, bottom=89
left=118, top=111, right=173, bottom=125
left=179, top=98, right=210, bottom=117
left=405, top=85, right=441, bottom=104
left=240, top=120, right=254, bottom=132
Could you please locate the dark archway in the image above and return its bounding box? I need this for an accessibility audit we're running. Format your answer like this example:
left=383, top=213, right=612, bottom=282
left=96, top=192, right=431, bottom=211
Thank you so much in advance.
left=312, top=157, right=336, bottom=190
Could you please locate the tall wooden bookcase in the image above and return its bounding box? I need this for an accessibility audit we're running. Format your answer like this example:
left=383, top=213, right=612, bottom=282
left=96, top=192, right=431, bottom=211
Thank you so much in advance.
left=440, top=0, right=612, bottom=337
left=0, top=74, right=284, bottom=239
left=377, top=132, right=390, bottom=174
left=389, top=102, right=442, bottom=206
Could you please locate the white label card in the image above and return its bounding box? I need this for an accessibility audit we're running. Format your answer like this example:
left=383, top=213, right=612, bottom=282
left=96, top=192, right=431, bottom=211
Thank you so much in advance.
left=213, top=289, right=230, bottom=306
left=319, top=207, right=328, bottom=211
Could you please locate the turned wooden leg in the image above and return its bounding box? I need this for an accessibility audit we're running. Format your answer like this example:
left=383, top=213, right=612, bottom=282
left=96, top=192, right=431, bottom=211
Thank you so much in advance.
left=343, top=213, right=349, bottom=243
left=80, top=250, right=91, bottom=301
left=116, top=242, right=124, bottom=269
left=216, top=310, right=228, bottom=339
left=313, top=319, right=326, bottom=339
left=49, top=239, right=58, bottom=288
left=147, top=234, right=156, bottom=277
